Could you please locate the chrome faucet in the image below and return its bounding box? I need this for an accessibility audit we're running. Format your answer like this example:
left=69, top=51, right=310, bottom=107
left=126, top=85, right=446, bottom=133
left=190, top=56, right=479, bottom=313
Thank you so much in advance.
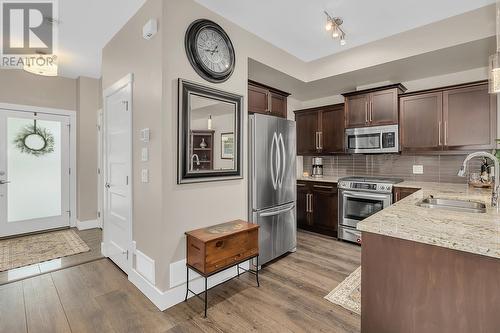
left=458, top=151, right=500, bottom=207
left=191, top=154, right=200, bottom=170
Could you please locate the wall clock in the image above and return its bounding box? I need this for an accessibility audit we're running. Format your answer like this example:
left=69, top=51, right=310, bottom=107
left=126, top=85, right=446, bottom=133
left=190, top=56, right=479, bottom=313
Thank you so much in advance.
left=185, top=19, right=235, bottom=83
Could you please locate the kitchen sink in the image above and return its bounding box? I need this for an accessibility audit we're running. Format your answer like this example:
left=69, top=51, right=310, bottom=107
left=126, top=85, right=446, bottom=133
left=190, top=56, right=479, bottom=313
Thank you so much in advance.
left=416, top=197, right=486, bottom=214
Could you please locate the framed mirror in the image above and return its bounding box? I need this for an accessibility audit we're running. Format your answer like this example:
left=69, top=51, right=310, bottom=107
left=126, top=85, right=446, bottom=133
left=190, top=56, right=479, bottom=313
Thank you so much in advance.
left=178, top=79, right=243, bottom=184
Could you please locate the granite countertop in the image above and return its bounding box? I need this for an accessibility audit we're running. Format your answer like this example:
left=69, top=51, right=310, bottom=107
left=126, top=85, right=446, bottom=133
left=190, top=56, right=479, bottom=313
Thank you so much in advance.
left=357, top=181, right=500, bottom=259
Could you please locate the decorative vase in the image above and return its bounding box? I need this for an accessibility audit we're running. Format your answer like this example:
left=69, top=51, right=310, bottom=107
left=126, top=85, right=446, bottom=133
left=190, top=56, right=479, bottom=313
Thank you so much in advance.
left=200, top=138, right=207, bottom=149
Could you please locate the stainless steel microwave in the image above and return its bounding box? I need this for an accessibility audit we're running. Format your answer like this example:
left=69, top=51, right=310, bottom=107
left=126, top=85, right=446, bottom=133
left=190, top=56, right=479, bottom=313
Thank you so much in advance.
left=345, top=124, right=399, bottom=154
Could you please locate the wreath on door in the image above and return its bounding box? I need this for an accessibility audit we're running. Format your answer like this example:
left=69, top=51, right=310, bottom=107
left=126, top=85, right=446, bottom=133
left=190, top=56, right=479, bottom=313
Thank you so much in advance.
left=13, top=119, right=55, bottom=156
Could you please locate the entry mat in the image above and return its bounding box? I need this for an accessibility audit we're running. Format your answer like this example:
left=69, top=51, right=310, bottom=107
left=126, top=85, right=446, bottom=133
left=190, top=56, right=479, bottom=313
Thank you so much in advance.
left=324, top=266, right=361, bottom=315
left=0, top=229, right=90, bottom=272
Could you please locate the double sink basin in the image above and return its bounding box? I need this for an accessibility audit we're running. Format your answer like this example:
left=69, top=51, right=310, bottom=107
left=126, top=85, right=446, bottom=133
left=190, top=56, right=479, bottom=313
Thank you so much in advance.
left=416, top=197, right=486, bottom=214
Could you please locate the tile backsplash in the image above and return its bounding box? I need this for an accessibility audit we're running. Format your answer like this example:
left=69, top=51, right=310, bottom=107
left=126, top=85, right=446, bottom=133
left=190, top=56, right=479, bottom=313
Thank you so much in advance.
left=303, top=154, right=483, bottom=184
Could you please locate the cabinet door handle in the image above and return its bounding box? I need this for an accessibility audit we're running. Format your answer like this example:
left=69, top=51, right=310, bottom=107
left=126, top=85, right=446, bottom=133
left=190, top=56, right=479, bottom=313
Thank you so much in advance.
left=319, top=132, right=323, bottom=150
left=268, top=92, right=272, bottom=113
left=444, top=121, right=448, bottom=146
left=305, top=194, right=309, bottom=212
left=370, top=101, right=373, bottom=122
left=438, top=121, right=442, bottom=146
left=309, top=194, right=313, bottom=213
left=365, top=102, right=368, bottom=123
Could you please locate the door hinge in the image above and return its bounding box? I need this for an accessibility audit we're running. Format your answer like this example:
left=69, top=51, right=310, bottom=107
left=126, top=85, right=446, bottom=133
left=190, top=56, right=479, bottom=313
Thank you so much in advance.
left=97, top=168, right=100, bottom=175
left=97, top=211, right=101, bottom=218
left=126, top=176, right=129, bottom=185
left=123, top=101, right=129, bottom=111
left=69, top=168, right=71, bottom=175
left=126, top=250, right=129, bottom=260
left=66, top=210, right=71, bottom=217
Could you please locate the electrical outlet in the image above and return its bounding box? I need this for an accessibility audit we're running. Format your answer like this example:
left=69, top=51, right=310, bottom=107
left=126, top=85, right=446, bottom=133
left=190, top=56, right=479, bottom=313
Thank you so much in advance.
left=141, top=147, right=149, bottom=162
left=413, top=165, right=424, bottom=175
left=141, top=169, right=149, bottom=183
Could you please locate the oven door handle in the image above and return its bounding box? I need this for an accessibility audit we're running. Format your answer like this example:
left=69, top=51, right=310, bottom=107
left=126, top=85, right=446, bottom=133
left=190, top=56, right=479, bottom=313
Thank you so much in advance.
left=342, top=191, right=390, bottom=200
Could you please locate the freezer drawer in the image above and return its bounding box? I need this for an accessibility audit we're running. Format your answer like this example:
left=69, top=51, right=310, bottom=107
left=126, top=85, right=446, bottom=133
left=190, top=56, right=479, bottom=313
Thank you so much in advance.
left=339, top=226, right=362, bottom=245
left=252, top=202, right=296, bottom=266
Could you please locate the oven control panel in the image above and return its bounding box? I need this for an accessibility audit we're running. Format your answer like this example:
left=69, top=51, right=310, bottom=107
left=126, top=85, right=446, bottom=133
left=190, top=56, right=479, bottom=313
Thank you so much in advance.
left=338, top=181, right=393, bottom=193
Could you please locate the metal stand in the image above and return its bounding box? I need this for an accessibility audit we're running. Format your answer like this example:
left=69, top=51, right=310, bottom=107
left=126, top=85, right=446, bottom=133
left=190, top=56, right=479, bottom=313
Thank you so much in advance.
left=184, top=255, right=259, bottom=318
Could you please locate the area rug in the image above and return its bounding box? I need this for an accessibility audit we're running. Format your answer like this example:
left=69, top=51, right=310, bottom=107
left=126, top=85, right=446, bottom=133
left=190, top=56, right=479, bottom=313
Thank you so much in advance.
left=324, top=266, right=361, bottom=315
left=0, top=229, right=90, bottom=272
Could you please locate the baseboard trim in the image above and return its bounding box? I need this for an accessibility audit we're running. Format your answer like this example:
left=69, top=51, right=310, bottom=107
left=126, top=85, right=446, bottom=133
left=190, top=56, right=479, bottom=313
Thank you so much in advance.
left=76, top=219, right=100, bottom=231
left=128, top=259, right=251, bottom=311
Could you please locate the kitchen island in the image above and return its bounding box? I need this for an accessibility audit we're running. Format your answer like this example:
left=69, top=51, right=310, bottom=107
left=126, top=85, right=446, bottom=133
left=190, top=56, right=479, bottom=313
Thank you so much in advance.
left=357, top=181, right=500, bottom=333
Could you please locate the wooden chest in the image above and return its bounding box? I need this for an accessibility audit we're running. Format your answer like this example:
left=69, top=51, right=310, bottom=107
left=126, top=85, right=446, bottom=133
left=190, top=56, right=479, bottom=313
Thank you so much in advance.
left=185, top=220, right=259, bottom=275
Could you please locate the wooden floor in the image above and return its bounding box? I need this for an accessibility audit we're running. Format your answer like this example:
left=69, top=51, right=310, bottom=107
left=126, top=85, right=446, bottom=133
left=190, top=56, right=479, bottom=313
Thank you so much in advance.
left=0, top=230, right=361, bottom=333
left=0, top=228, right=103, bottom=285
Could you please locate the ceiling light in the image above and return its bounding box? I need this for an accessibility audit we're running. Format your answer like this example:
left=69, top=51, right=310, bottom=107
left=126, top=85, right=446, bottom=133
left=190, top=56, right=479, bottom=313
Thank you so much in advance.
left=324, top=11, right=346, bottom=46
left=24, top=54, right=58, bottom=77
left=325, top=20, right=333, bottom=31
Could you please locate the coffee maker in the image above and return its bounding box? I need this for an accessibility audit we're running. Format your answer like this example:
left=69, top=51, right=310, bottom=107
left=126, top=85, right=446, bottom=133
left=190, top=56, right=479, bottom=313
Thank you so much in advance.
left=311, top=157, right=323, bottom=178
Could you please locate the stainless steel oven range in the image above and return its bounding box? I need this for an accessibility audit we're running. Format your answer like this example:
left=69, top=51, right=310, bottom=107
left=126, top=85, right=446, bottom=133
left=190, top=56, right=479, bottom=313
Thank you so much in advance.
left=338, top=176, right=403, bottom=244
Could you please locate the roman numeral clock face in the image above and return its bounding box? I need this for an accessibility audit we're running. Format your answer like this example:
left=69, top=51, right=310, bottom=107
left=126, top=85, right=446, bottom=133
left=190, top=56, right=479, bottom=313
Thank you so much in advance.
left=186, top=20, right=235, bottom=83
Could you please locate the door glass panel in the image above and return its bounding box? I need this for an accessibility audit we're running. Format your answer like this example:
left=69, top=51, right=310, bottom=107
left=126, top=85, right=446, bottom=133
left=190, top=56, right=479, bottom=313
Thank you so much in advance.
left=344, top=197, right=384, bottom=221
left=7, top=117, right=62, bottom=222
left=348, top=133, right=381, bottom=149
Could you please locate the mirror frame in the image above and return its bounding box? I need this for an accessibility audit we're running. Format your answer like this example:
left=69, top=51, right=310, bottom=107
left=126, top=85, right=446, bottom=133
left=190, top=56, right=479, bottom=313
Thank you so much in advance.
left=177, top=79, right=243, bottom=184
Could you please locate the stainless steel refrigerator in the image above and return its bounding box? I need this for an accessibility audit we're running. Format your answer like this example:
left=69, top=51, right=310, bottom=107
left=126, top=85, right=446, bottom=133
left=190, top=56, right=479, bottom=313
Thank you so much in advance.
left=249, top=113, right=297, bottom=266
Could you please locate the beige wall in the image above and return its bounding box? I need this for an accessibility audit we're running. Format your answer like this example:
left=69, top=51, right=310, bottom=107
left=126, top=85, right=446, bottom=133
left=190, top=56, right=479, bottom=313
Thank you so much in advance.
left=76, top=77, right=100, bottom=221
left=102, top=0, right=164, bottom=264
left=0, top=70, right=77, bottom=110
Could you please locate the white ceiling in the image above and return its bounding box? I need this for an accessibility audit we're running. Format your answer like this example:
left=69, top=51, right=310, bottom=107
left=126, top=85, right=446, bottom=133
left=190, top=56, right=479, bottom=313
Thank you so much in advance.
left=195, top=0, right=496, bottom=62
left=57, top=0, right=146, bottom=78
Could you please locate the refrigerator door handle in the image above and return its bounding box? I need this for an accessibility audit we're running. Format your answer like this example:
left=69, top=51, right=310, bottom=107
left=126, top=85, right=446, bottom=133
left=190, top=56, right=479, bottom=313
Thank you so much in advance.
left=259, top=204, right=295, bottom=217
left=277, top=133, right=286, bottom=188
left=270, top=132, right=278, bottom=190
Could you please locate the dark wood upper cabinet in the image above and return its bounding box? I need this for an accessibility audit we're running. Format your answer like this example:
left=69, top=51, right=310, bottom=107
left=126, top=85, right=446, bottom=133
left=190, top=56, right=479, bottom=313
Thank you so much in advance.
left=295, top=111, right=319, bottom=155
left=400, top=81, right=496, bottom=152
left=248, top=81, right=290, bottom=118
left=294, top=103, right=345, bottom=155
left=343, top=84, right=407, bottom=128
left=443, top=84, right=496, bottom=150
left=400, top=92, right=443, bottom=152
left=345, top=94, right=369, bottom=128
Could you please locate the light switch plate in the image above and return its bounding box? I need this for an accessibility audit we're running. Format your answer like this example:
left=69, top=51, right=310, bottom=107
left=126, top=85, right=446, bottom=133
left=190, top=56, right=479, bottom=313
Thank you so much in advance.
left=140, top=128, right=150, bottom=142
left=141, top=147, right=149, bottom=162
left=413, top=165, right=424, bottom=174
left=141, top=169, right=149, bottom=183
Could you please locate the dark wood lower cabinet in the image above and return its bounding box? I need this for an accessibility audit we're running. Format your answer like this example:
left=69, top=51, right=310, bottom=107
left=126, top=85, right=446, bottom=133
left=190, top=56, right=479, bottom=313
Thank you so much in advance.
left=393, top=186, right=420, bottom=202
left=362, top=232, right=500, bottom=333
left=297, top=181, right=338, bottom=237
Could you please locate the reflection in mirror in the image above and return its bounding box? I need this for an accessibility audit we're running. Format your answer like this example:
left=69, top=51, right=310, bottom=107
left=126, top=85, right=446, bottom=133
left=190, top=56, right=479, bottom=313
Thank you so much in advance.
left=189, top=95, right=235, bottom=172
left=178, top=79, right=243, bottom=184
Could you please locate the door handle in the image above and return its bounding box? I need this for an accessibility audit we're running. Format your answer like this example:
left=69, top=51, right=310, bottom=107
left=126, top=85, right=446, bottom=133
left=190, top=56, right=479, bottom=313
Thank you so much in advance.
left=278, top=133, right=286, bottom=188
left=309, top=194, right=313, bottom=213
left=444, top=121, right=448, bottom=146
left=105, top=183, right=111, bottom=189
left=260, top=204, right=295, bottom=217
left=318, top=132, right=323, bottom=150
left=305, top=194, right=310, bottom=212
left=0, top=180, right=10, bottom=185
left=365, top=102, right=368, bottom=123
left=370, top=101, right=373, bottom=122
left=270, top=132, right=278, bottom=190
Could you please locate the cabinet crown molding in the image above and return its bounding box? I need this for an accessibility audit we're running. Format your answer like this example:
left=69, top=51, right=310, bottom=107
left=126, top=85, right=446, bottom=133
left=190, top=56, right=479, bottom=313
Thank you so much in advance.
left=342, top=83, right=407, bottom=97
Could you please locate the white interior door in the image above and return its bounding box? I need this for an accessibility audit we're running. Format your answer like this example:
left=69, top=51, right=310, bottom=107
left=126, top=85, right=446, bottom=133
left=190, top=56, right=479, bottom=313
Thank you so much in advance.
left=0, top=109, right=70, bottom=237
left=103, top=79, right=132, bottom=274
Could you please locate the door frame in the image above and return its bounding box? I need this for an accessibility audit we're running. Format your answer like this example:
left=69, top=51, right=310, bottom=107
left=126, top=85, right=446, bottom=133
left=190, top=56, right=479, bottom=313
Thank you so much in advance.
left=97, top=108, right=103, bottom=229
left=101, top=73, right=134, bottom=274
left=0, top=103, right=77, bottom=228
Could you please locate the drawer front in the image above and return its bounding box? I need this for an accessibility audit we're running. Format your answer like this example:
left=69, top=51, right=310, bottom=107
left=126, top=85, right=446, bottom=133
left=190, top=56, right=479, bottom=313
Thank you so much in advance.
left=205, top=230, right=258, bottom=273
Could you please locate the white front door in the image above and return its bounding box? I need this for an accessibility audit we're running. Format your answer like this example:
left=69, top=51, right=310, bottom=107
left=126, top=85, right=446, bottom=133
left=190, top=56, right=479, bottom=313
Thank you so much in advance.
left=0, top=109, right=70, bottom=237
left=103, top=79, right=132, bottom=274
